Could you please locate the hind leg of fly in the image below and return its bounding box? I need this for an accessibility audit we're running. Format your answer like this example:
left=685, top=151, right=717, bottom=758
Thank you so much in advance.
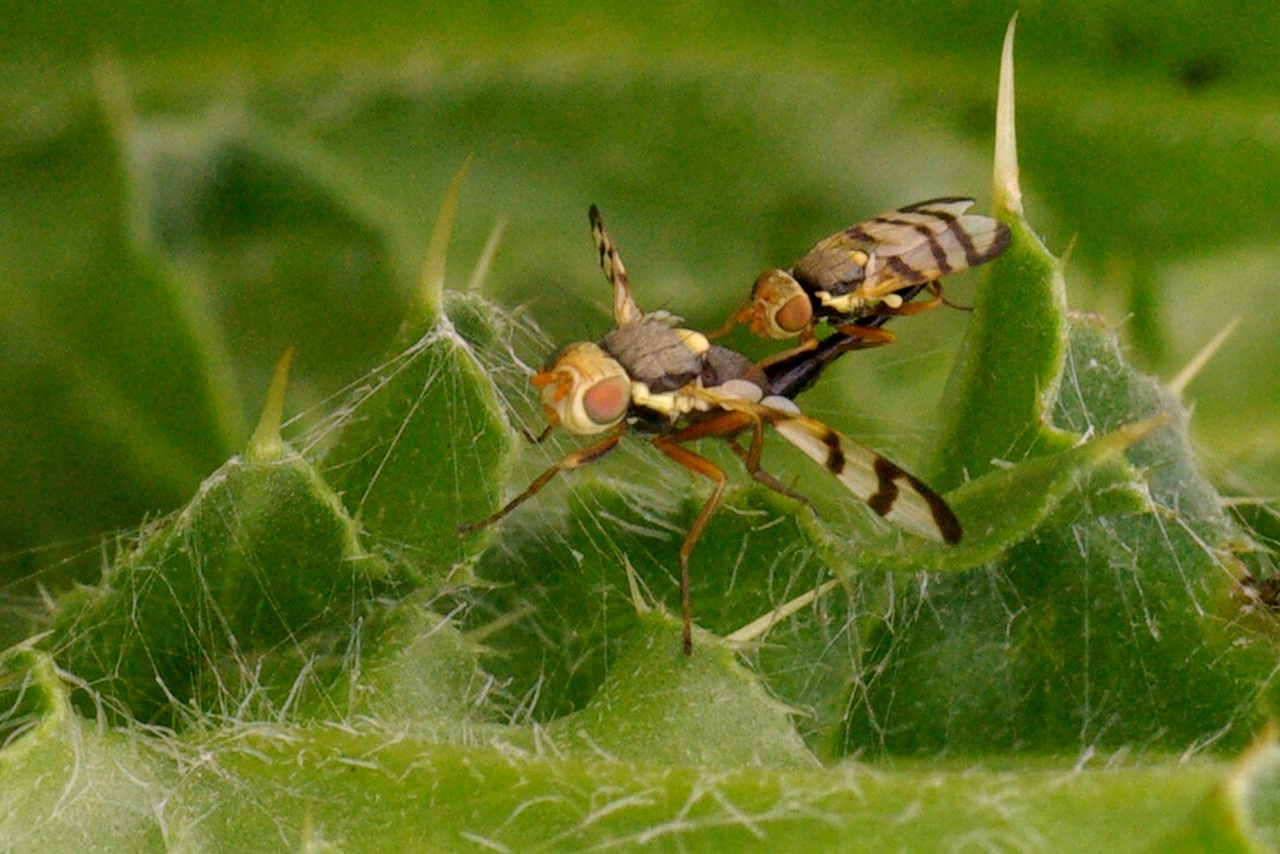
left=652, top=409, right=758, bottom=655
left=724, top=419, right=817, bottom=511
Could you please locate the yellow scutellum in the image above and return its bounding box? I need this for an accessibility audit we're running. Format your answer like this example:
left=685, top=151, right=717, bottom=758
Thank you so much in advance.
left=417, top=156, right=473, bottom=310
left=994, top=14, right=1023, bottom=218
left=248, top=347, right=294, bottom=462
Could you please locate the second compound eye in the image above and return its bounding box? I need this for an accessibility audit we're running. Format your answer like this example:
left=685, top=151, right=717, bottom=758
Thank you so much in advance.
left=770, top=292, right=813, bottom=335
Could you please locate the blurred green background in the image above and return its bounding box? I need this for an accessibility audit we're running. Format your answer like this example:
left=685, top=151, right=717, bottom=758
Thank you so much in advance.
left=2, top=1, right=1277, bottom=591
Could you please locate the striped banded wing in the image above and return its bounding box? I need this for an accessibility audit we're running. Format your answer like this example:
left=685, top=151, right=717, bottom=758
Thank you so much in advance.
left=770, top=411, right=961, bottom=543
left=806, top=197, right=1011, bottom=302
left=588, top=204, right=644, bottom=327
left=856, top=197, right=1010, bottom=300
left=691, top=387, right=962, bottom=544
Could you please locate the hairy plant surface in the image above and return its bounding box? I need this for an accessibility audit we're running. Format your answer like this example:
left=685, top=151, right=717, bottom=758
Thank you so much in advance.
left=3, top=7, right=1280, bottom=852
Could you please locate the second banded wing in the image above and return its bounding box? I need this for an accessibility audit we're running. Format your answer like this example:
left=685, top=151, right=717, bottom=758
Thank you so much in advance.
left=795, top=197, right=1010, bottom=307
left=688, top=386, right=962, bottom=545
left=770, top=414, right=961, bottom=544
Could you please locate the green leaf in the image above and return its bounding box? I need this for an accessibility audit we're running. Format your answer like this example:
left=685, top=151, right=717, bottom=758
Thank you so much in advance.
left=5, top=7, right=1280, bottom=852
left=320, top=169, right=516, bottom=574
left=0, top=651, right=176, bottom=850
left=319, top=297, right=517, bottom=575
left=48, top=425, right=381, bottom=725
left=0, top=91, right=243, bottom=591
left=837, top=418, right=1156, bottom=575
left=925, top=191, right=1073, bottom=491
left=834, top=313, right=1273, bottom=757
left=324, top=596, right=497, bottom=732
left=534, top=611, right=817, bottom=769
left=1146, top=734, right=1280, bottom=854
left=1, top=658, right=1271, bottom=853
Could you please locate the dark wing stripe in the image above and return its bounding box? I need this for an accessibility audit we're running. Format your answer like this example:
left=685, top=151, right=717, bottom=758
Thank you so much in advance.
left=845, top=224, right=872, bottom=243
left=945, top=216, right=984, bottom=267
left=822, top=429, right=845, bottom=475
left=925, top=230, right=954, bottom=274
left=764, top=412, right=961, bottom=544
left=882, top=254, right=926, bottom=283
left=868, top=456, right=902, bottom=516
left=690, top=386, right=964, bottom=545
left=873, top=216, right=956, bottom=274
left=589, top=205, right=619, bottom=281
left=977, top=218, right=1013, bottom=261
left=899, top=197, right=974, bottom=213
left=773, top=198, right=1009, bottom=318
left=850, top=210, right=947, bottom=244
left=880, top=216, right=1010, bottom=282
left=869, top=456, right=962, bottom=544
left=904, top=467, right=963, bottom=545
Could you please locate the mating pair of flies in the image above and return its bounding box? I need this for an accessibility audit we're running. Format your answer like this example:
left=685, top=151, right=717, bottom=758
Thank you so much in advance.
left=461, top=199, right=1011, bottom=654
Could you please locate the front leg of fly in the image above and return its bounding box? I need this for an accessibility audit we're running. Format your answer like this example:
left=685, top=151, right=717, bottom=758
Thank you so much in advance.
left=458, top=422, right=628, bottom=535
left=816, top=289, right=870, bottom=316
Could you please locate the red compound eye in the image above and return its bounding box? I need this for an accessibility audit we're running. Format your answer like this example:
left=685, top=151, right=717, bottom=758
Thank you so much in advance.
left=581, top=375, right=630, bottom=426
left=749, top=269, right=809, bottom=339
left=773, top=293, right=813, bottom=334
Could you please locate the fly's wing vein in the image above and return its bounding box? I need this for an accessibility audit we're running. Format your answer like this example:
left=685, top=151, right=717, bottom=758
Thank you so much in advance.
left=686, top=387, right=960, bottom=543
left=768, top=415, right=959, bottom=544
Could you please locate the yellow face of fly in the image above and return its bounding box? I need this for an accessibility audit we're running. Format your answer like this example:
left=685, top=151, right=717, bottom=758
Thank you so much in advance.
left=532, top=342, right=632, bottom=436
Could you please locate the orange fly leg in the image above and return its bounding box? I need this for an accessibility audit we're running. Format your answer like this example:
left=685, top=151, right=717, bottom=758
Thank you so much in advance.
left=705, top=299, right=752, bottom=339
left=727, top=416, right=818, bottom=511
left=753, top=331, right=821, bottom=370
left=651, top=409, right=754, bottom=655
left=458, top=423, right=627, bottom=535
left=520, top=423, right=556, bottom=444
left=878, top=282, right=946, bottom=317
left=724, top=435, right=814, bottom=509
left=827, top=322, right=897, bottom=349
